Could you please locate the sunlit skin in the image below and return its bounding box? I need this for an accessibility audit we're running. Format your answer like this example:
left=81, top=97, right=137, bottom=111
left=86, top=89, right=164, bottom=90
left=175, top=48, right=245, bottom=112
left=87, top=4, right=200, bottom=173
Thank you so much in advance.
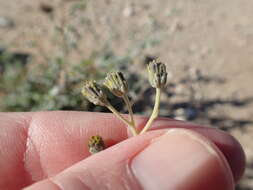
left=0, top=111, right=245, bottom=190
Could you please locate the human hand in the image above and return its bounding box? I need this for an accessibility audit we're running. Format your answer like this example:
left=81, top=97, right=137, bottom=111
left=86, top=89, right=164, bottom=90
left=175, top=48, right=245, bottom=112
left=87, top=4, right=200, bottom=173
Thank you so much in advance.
left=0, top=111, right=245, bottom=190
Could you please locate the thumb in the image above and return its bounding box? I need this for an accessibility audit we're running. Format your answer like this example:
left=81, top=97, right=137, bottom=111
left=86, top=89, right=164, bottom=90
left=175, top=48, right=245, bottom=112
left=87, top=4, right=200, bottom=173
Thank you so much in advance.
left=24, top=129, right=234, bottom=190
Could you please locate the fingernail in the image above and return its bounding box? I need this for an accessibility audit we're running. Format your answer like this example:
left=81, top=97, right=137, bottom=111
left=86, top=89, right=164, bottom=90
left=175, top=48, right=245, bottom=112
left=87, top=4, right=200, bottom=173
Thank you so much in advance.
left=131, top=129, right=234, bottom=190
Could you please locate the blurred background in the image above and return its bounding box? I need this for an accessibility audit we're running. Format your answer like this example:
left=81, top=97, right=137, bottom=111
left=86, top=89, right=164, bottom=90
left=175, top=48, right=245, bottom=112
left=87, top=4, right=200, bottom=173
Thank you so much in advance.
left=0, top=0, right=252, bottom=189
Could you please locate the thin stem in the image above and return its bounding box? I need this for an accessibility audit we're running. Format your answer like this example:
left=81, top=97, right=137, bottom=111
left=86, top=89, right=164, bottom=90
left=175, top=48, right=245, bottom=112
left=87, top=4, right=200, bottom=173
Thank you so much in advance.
left=106, top=103, right=138, bottom=136
left=140, top=88, right=161, bottom=135
left=123, top=94, right=136, bottom=128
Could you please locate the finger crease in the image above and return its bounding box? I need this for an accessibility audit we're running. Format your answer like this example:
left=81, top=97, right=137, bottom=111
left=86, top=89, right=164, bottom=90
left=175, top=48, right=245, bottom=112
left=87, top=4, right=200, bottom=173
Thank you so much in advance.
left=48, top=179, right=63, bottom=190
left=23, top=116, right=46, bottom=182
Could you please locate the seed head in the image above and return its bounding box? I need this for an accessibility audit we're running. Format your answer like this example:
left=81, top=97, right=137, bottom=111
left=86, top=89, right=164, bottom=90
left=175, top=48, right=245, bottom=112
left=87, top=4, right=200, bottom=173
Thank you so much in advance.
left=103, top=71, right=128, bottom=97
left=88, top=135, right=105, bottom=154
left=147, top=60, right=167, bottom=88
left=81, top=80, right=108, bottom=106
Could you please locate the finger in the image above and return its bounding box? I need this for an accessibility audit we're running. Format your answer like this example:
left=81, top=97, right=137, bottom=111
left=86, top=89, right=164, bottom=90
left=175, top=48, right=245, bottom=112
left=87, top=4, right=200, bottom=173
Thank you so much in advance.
left=0, top=112, right=245, bottom=190
left=144, top=119, right=246, bottom=183
left=0, top=111, right=128, bottom=190
left=24, top=128, right=234, bottom=190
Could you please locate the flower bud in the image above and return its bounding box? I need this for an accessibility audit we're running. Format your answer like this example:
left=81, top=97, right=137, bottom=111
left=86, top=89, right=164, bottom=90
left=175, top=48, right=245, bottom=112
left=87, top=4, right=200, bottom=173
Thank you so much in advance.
left=103, top=71, right=128, bottom=97
left=88, top=135, right=105, bottom=154
left=81, top=80, right=108, bottom=106
left=147, top=60, right=167, bottom=88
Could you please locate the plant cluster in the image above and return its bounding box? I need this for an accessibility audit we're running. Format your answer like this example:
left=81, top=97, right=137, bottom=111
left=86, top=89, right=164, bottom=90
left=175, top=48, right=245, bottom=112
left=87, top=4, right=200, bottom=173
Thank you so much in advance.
left=82, top=60, right=167, bottom=153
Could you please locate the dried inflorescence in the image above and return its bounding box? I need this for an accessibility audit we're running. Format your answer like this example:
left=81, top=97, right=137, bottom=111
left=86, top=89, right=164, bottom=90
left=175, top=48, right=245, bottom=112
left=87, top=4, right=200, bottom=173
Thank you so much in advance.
left=88, top=135, right=106, bottom=154
left=147, top=60, right=167, bottom=88
left=103, top=71, right=128, bottom=97
left=81, top=80, right=108, bottom=106
left=82, top=59, right=167, bottom=154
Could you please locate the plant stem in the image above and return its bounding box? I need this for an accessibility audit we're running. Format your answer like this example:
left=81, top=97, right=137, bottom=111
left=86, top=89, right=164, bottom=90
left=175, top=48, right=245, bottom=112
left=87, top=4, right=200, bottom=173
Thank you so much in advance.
left=106, top=103, right=138, bottom=136
left=140, top=88, right=161, bottom=134
left=123, top=94, right=136, bottom=128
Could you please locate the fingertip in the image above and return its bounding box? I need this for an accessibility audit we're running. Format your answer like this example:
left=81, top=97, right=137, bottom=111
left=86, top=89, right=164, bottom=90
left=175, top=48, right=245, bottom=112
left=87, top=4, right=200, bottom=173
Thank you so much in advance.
left=184, top=127, right=246, bottom=184
left=131, top=128, right=234, bottom=190
left=210, top=129, right=246, bottom=183
left=145, top=118, right=246, bottom=184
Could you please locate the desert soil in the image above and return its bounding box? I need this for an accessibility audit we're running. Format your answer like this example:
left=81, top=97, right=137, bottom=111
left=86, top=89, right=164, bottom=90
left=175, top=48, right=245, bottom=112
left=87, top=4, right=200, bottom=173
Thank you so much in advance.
left=0, top=0, right=253, bottom=189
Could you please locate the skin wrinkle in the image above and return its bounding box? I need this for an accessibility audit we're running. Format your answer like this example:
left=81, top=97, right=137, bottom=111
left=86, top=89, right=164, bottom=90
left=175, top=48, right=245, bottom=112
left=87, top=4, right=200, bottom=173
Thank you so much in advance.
left=0, top=113, right=33, bottom=188
left=24, top=114, right=47, bottom=182
left=14, top=114, right=33, bottom=185
left=55, top=161, right=99, bottom=189
left=23, top=117, right=34, bottom=183
left=103, top=168, right=130, bottom=190
left=87, top=163, right=106, bottom=189
left=126, top=162, right=139, bottom=188
left=124, top=159, right=142, bottom=190
left=71, top=156, right=139, bottom=190
left=74, top=174, right=92, bottom=190
left=48, top=178, right=63, bottom=190
left=70, top=165, right=100, bottom=190
left=20, top=121, right=33, bottom=186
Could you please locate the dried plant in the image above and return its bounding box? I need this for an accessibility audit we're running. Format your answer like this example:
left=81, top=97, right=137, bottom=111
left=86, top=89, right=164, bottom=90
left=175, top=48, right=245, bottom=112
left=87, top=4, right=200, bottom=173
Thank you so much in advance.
left=88, top=135, right=106, bottom=154
left=82, top=60, right=167, bottom=154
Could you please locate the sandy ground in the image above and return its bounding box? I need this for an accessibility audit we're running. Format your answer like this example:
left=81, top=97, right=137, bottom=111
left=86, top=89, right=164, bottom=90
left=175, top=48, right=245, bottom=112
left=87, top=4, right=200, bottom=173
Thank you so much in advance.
left=0, top=0, right=253, bottom=189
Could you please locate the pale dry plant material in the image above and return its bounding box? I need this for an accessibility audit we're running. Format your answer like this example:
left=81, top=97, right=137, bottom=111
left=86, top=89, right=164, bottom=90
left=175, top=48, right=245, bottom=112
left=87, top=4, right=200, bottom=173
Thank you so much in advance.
left=140, top=60, right=167, bottom=134
left=81, top=80, right=108, bottom=106
left=82, top=60, right=167, bottom=153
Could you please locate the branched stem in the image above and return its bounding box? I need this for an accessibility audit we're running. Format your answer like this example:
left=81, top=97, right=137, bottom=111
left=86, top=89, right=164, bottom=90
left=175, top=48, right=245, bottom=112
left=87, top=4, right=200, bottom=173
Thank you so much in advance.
left=106, top=103, right=138, bottom=136
left=140, top=88, right=161, bottom=134
left=123, top=94, right=136, bottom=128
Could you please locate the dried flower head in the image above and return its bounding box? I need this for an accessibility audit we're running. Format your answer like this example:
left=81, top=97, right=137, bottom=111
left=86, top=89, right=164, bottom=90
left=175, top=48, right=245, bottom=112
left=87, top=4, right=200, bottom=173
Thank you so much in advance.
left=147, top=60, right=167, bottom=88
left=81, top=58, right=167, bottom=138
left=82, top=80, right=108, bottom=106
left=103, top=71, right=128, bottom=97
left=88, top=135, right=106, bottom=154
